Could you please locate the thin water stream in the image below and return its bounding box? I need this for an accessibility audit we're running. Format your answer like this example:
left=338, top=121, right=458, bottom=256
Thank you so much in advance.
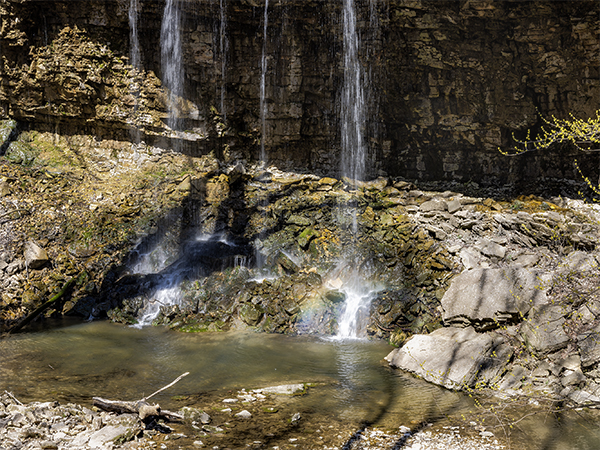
left=259, top=0, right=270, bottom=165
left=160, top=0, right=184, bottom=132
left=218, top=0, right=228, bottom=120
left=1, top=320, right=600, bottom=449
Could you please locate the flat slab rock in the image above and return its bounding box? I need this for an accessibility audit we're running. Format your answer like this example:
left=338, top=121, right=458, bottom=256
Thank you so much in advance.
left=385, top=327, right=502, bottom=390
left=442, top=267, right=548, bottom=330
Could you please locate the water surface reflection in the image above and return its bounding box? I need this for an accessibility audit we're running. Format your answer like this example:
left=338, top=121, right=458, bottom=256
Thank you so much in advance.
left=1, top=320, right=599, bottom=449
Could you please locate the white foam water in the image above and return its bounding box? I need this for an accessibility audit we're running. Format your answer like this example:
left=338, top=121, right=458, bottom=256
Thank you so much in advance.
left=133, top=283, right=181, bottom=328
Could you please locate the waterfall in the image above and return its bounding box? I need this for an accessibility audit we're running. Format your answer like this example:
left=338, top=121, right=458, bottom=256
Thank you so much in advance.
left=336, top=0, right=370, bottom=339
left=160, top=0, right=184, bottom=131
left=128, top=0, right=142, bottom=144
left=129, top=0, right=141, bottom=70
left=259, top=0, right=269, bottom=166
left=340, top=0, right=366, bottom=186
left=130, top=242, right=182, bottom=328
left=219, top=0, right=228, bottom=120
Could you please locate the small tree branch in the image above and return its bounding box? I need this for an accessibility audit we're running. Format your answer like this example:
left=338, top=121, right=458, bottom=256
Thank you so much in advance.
left=142, top=372, right=189, bottom=402
left=4, top=390, right=23, bottom=405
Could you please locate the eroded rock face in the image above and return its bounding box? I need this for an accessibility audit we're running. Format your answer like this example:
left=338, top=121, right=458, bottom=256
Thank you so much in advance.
left=1, top=0, right=598, bottom=183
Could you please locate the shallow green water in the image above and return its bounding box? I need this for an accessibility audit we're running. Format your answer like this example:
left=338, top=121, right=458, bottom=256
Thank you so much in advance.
left=1, top=320, right=599, bottom=449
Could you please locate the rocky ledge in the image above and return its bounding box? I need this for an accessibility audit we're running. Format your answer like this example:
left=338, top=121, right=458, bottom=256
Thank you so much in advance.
left=385, top=194, right=600, bottom=406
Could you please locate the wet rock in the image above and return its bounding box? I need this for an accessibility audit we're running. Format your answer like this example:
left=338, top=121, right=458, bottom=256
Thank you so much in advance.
left=235, top=410, right=252, bottom=419
left=238, top=303, right=264, bottom=326
left=181, top=407, right=211, bottom=424
left=0, top=119, right=18, bottom=154
left=254, top=384, right=306, bottom=395
left=274, top=251, right=300, bottom=274
left=5, top=140, right=38, bottom=165
left=441, top=267, right=548, bottom=330
left=297, top=227, right=317, bottom=249
left=287, top=214, right=311, bottom=227
left=363, top=177, right=388, bottom=192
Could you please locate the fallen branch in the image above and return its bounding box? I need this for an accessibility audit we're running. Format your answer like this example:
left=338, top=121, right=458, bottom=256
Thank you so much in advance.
left=92, top=397, right=182, bottom=421
left=0, top=208, right=30, bottom=222
left=143, top=372, right=189, bottom=401
left=92, top=372, right=188, bottom=423
left=4, top=390, right=23, bottom=405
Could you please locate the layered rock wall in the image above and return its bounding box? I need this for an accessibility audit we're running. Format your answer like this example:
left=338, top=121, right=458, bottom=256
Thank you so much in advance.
left=0, top=0, right=598, bottom=184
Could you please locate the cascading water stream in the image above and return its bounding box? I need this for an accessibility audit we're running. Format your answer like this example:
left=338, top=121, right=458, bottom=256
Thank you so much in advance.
left=129, top=0, right=141, bottom=70
left=340, top=0, right=366, bottom=191
left=130, top=0, right=187, bottom=326
left=130, top=241, right=182, bottom=328
left=219, top=0, right=228, bottom=120
left=259, top=0, right=270, bottom=166
left=160, top=0, right=184, bottom=132
left=219, top=0, right=228, bottom=119
left=253, top=0, right=270, bottom=274
left=132, top=233, right=245, bottom=327
left=336, top=0, right=371, bottom=339
left=128, top=0, right=142, bottom=145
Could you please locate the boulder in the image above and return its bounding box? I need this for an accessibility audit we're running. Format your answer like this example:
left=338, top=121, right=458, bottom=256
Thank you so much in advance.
left=498, top=365, right=527, bottom=390
left=385, top=327, right=502, bottom=390
left=520, top=305, right=569, bottom=355
left=441, top=267, right=548, bottom=330
left=24, top=241, right=49, bottom=269
left=235, top=410, right=252, bottom=419
left=0, top=119, right=17, bottom=154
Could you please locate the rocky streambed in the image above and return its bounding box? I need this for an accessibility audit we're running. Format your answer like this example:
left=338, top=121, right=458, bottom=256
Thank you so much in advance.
left=1, top=386, right=514, bottom=450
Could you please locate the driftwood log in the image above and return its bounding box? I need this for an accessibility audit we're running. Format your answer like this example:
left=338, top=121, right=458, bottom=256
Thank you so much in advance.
left=92, top=372, right=189, bottom=423
left=91, top=398, right=183, bottom=422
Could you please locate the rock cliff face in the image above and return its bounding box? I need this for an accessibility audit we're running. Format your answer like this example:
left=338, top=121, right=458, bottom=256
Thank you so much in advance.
left=1, top=0, right=598, bottom=184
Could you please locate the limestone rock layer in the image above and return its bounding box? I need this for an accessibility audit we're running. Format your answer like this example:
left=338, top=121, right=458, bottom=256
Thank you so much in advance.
left=0, top=0, right=598, bottom=183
